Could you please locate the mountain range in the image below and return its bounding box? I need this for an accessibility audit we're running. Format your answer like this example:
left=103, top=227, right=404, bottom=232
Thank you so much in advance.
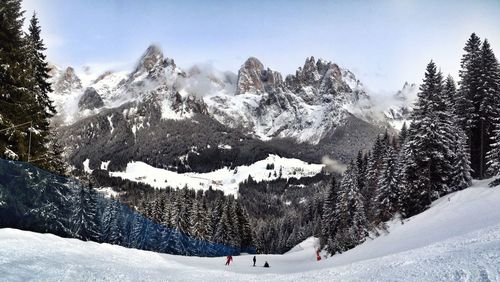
left=48, top=45, right=412, bottom=176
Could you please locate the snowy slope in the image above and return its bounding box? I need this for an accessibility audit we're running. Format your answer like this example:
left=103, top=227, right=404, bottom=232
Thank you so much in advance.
left=1, top=179, right=499, bottom=281
left=109, top=154, right=324, bottom=195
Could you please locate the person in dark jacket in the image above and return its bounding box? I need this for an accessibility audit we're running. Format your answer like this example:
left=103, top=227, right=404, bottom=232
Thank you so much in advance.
left=263, top=261, right=269, bottom=268
left=253, top=256, right=256, bottom=267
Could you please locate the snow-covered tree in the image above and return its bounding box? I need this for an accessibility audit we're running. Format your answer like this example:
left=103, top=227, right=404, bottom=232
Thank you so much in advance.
left=400, top=61, right=471, bottom=217
left=376, top=145, right=400, bottom=222
left=330, top=162, right=367, bottom=254
left=71, top=186, right=100, bottom=241
left=320, top=176, right=339, bottom=253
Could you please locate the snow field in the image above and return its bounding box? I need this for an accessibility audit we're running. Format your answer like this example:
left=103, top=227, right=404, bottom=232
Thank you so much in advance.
left=109, top=154, right=324, bottom=196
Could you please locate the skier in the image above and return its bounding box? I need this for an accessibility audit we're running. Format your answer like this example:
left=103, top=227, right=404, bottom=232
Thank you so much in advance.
left=225, top=255, right=233, bottom=266
left=263, top=261, right=270, bottom=268
left=316, top=250, right=321, bottom=261
left=253, top=255, right=256, bottom=267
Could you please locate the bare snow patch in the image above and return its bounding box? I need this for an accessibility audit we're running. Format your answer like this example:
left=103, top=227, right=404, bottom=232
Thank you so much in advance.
left=100, top=161, right=111, bottom=170
left=82, top=159, right=93, bottom=174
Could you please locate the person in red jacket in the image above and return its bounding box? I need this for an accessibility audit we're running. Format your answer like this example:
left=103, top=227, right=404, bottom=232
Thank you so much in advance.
left=225, top=255, right=233, bottom=265
left=316, top=250, right=321, bottom=261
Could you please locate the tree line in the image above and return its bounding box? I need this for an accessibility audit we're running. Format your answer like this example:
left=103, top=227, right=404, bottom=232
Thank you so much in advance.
left=320, top=33, right=500, bottom=255
left=0, top=0, right=64, bottom=174
left=0, top=159, right=245, bottom=256
left=91, top=170, right=254, bottom=251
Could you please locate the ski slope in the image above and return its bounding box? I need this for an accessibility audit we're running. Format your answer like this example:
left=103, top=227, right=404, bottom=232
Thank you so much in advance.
left=1, top=179, right=500, bottom=281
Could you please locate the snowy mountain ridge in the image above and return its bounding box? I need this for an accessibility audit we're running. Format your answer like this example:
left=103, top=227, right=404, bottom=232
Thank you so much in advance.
left=49, top=45, right=381, bottom=145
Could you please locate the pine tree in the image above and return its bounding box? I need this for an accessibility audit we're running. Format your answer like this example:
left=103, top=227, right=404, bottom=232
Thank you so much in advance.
left=189, top=198, right=211, bottom=241
left=399, top=122, right=408, bottom=147
left=233, top=201, right=253, bottom=248
left=213, top=199, right=237, bottom=246
left=71, top=186, right=100, bottom=241
left=444, top=74, right=473, bottom=190
left=400, top=61, right=469, bottom=216
left=364, top=135, right=388, bottom=222
left=376, top=145, right=400, bottom=222
left=0, top=0, right=32, bottom=161
left=24, top=13, right=57, bottom=169
left=330, top=162, right=367, bottom=254
left=320, top=176, right=339, bottom=254
left=457, top=33, right=490, bottom=178
left=480, top=39, right=500, bottom=177
left=443, top=75, right=457, bottom=113
left=487, top=123, right=500, bottom=177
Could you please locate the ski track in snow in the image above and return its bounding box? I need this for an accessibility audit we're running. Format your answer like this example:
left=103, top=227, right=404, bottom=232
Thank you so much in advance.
left=1, top=179, right=500, bottom=281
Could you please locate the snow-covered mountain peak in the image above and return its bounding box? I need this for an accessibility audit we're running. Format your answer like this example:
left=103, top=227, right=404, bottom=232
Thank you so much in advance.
left=235, top=57, right=283, bottom=95
left=133, top=44, right=164, bottom=73
left=395, top=82, right=418, bottom=102
left=286, top=56, right=355, bottom=98
left=51, top=66, right=82, bottom=95
left=383, top=82, right=419, bottom=129
left=127, top=44, right=181, bottom=85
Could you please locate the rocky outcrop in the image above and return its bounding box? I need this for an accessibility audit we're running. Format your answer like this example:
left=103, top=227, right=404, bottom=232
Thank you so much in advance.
left=78, top=87, right=104, bottom=111
left=235, top=57, right=283, bottom=95
left=285, top=56, right=353, bottom=97
left=52, top=67, right=82, bottom=95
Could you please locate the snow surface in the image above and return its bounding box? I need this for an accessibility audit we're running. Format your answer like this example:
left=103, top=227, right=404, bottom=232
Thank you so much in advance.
left=1, top=179, right=499, bottom=281
left=94, top=187, right=120, bottom=199
left=109, top=154, right=324, bottom=196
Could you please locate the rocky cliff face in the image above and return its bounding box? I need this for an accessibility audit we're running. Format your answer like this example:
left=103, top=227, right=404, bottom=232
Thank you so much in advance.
left=205, top=56, right=373, bottom=144
left=235, top=57, right=283, bottom=95
left=50, top=66, right=82, bottom=95
left=78, top=87, right=104, bottom=111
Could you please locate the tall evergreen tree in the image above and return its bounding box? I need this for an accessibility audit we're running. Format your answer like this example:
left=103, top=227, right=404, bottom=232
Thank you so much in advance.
left=487, top=123, right=500, bottom=177
left=0, top=0, right=32, bottom=161
left=320, top=176, right=339, bottom=254
left=330, top=162, right=367, bottom=254
left=25, top=13, right=57, bottom=169
left=443, top=75, right=458, bottom=114
left=401, top=62, right=448, bottom=215
left=376, top=145, right=400, bottom=222
left=457, top=33, right=496, bottom=179
left=71, top=186, right=100, bottom=241
left=401, top=61, right=470, bottom=216
left=399, top=122, right=408, bottom=147
left=480, top=39, right=500, bottom=177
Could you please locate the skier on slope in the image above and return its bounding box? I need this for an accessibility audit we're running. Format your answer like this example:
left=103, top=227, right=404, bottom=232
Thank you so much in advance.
left=253, top=255, right=256, bottom=266
left=225, top=255, right=233, bottom=265
left=316, top=250, right=321, bottom=261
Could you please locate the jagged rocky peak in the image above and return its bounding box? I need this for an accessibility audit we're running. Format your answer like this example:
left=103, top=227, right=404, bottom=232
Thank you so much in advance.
left=52, top=66, right=82, bottom=95
left=136, top=44, right=164, bottom=72
left=286, top=56, right=348, bottom=94
left=78, top=87, right=104, bottom=111
left=235, top=57, right=283, bottom=95
left=128, top=44, right=181, bottom=83
left=395, top=82, right=418, bottom=101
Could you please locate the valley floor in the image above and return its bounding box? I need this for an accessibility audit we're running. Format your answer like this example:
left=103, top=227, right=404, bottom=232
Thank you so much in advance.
left=1, top=179, right=500, bottom=281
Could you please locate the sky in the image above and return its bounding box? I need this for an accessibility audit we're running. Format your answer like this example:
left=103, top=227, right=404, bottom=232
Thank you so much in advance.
left=21, top=0, right=500, bottom=93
